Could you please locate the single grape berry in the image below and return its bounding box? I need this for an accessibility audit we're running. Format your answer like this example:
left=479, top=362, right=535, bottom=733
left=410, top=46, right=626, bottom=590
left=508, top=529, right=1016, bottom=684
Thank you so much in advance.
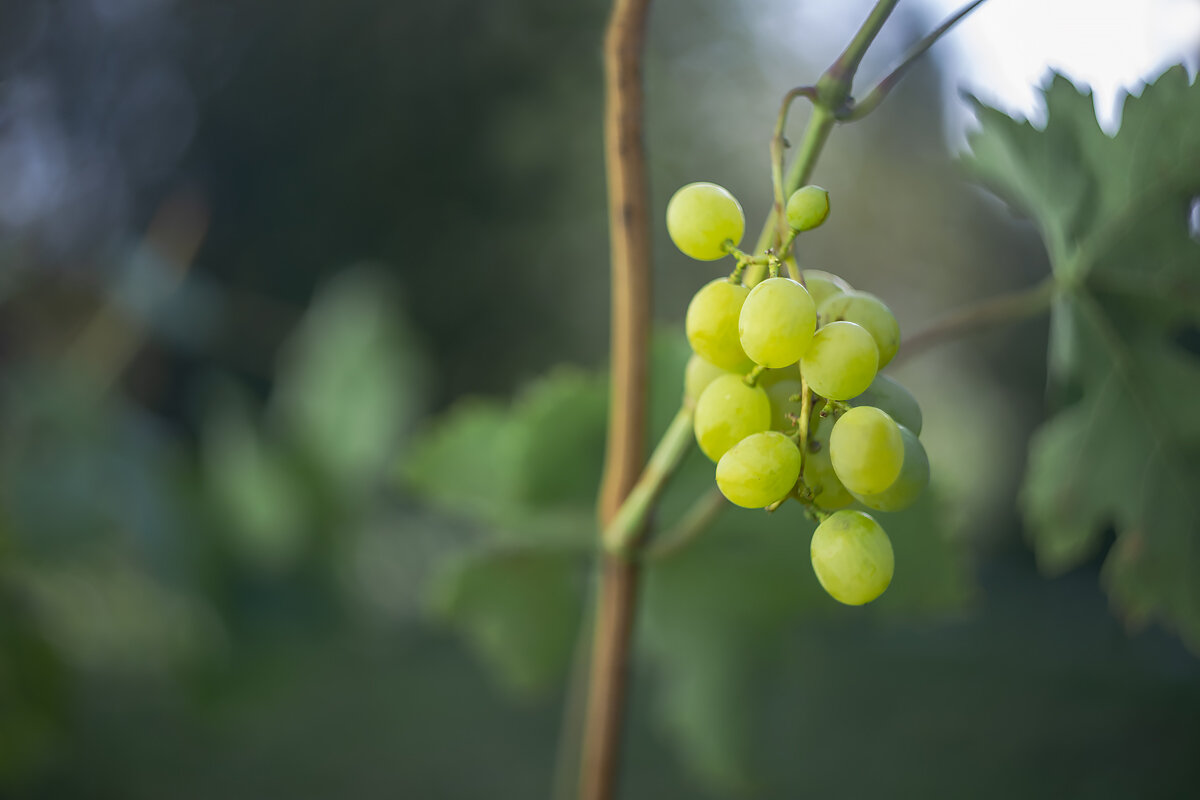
left=852, top=424, right=929, bottom=512
left=800, top=320, right=879, bottom=401
left=810, top=510, right=894, bottom=605
left=666, top=182, right=746, bottom=261
left=828, top=405, right=903, bottom=495
left=686, top=279, right=754, bottom=371
left=785, top=185, right=830, bottom=232
left=738, top=277, right=816, bottom=368
left=818, top=291, right=901, bottom=367
left=693, top=373, right=771, bottom=462
left=715, top=431, right=801, bottom=508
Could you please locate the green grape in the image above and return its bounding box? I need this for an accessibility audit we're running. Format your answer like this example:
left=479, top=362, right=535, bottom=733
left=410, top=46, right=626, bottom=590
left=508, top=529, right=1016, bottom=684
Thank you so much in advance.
left=853, top=424, right=928, bottom=512
left=818, top=291, right=901, bottom=367
left=829, top=406, right=904, bottom=495
left=849, top=373, right=923, bottom=435
left=684, top=354, right=733, bottom=403
left=693, top=373, right=771, bottom=462
left=765, top=377, right=803, bottom=432
left=738, top=277, right=816, bottom=368
left=799, top=321, right=878, bottom=401
left=810, top=510, right=894, bottom=605
left=800, top=269, right=852, bottom=308
left=803, top=419, right=854, bottom=510
left=715, top=431, right=801, bottom=508
left=785, top=185, right=830, bottom=232
left=666, top=182, right=746, bottom=261
left=686, top=279, right=754, bottom=371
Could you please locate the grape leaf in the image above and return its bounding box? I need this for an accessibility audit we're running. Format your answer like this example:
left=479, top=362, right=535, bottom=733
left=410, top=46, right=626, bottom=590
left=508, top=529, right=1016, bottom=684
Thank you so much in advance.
left=271, top=267, right=426, bottom=499
left=963, top=67, right=1200, bottom=648
left=427, top=549, right=585, bottom=695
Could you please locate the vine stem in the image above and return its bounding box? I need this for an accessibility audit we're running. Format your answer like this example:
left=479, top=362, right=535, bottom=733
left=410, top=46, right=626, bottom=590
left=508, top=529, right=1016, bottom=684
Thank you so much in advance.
left=770, top=87, right=818, bottom=249
left=747, top=106, right=836, bottom=286
left=580, top=0, right=653, bottom=798
left=892, top=277, right=1056, bottom=365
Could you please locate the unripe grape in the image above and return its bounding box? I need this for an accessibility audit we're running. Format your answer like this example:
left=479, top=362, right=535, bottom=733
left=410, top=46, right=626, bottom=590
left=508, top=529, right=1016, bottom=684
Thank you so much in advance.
left=715, top=431, right=801, bottom=508
left=801, top=269, right=852, bottom=308
left=785, top=185, right=830, bottom=232
left=686, top=279, right=754, bottom=371
left=684, top=354, right=733, bottom=403
left=828, top=406, right=904, bottom=495
left=666, top=182, right=746, bottom=261
left=810, top=510, right=894, bottom=605
left=818, top=291, right=901, bottom=367
left=738, top=278, right=816, bottom=368
left=800, top=320, right=878, bottom=401
left=849, top=373, right=923, bottom=435
left=803, top=420, right=854, bottom=510
left=853, top=424, right=928, bottom=512
left=693, top=373, right=771, bottom=462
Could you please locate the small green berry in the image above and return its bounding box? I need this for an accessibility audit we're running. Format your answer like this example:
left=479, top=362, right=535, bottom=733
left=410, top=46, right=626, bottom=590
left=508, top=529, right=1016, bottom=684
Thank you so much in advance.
left=785, top=185, right=830, bottom=232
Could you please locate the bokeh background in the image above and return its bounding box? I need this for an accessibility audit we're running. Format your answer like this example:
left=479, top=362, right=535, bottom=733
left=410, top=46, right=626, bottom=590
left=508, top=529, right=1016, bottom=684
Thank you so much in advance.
left=1, top=0, right=1198, bottom=797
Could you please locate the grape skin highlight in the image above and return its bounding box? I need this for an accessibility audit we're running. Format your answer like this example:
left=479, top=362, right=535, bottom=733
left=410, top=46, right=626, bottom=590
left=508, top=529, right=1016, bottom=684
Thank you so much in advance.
left=693, top=373, right=771, bottom=462
left=715, top=431, right=801, bottom=508
left=666, top=182, right=746, bottom=261
left=800, top=321, right=879, bottom=401
left=738, top=278, right=816, bottom=368
left=686, top=279, right=754, bottom=371
left=810, top=510, right=894, bottom=605
left=828, top=406, right=903, bottom=495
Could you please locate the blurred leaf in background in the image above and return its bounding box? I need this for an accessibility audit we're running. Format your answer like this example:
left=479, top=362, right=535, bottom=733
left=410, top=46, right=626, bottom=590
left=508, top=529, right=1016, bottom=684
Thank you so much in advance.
left=965, top=67, right=1200, bottom=651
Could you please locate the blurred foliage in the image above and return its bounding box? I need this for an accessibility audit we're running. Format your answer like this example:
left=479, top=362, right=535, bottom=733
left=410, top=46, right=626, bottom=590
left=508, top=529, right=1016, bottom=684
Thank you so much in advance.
left=0, top=1, right=1197, bottom=798
left=401, top=333, right=970, bottom=789
left=965, top=67, right=1200, bottom=650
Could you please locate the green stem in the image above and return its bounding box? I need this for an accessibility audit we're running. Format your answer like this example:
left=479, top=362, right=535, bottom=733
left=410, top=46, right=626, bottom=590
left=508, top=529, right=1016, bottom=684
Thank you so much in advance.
left=603, top=405, right=696, bottom=556
left=770, top=87, right=819, bottom=250
left=645, top=488, right=727, bottom=562
left=823, top=0, right=901, bottom=98
left=747, top=106, right=836, bottom=285
left=842, top=0, right=990, bottom=122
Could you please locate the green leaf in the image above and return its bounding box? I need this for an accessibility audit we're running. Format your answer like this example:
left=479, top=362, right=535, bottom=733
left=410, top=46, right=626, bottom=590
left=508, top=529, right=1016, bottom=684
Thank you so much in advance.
left=964, top=67, right=1200, bottom=648
left=398, top=364, right=610, bottom=695
left=202, top=390, right=310, bottom=572
left=428, top=550, right=584, bottom=695
left=271, top=267, right=425, bottom=498
left=400, top=366, right=607, bottom=549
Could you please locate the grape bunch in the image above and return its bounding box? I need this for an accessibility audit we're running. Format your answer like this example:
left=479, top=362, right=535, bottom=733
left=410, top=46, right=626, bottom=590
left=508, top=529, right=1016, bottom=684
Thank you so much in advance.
left=668, top=181, right=929, bottom=607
